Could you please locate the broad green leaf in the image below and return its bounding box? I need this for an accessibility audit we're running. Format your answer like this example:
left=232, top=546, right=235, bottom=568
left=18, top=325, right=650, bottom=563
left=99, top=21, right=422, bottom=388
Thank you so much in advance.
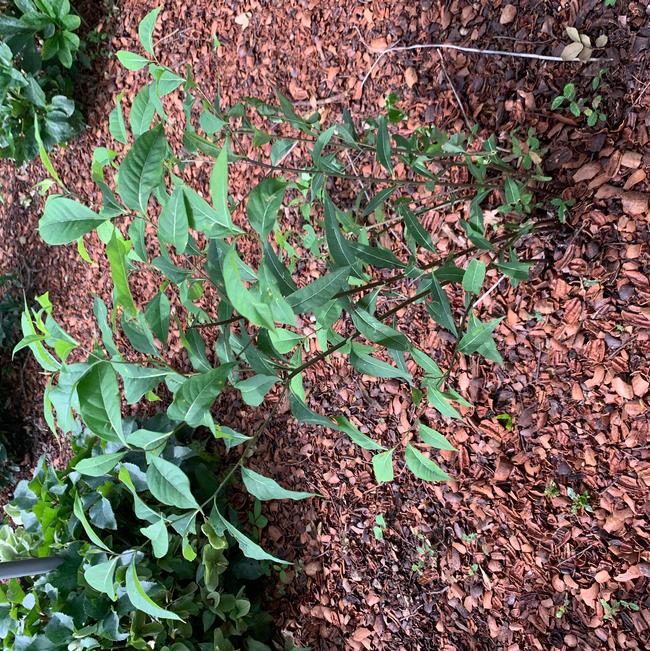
left=462, top=259, right=486, bottom=295
left=106, top=231, right=137, bottom=316
left=269, top=328, right=302, bottom=354
left=401, top=205, right=435, bottom=252
left=166, top=365, right=232, bottom=427
left=141, top=518, right=169, bottom=558
left=73, top=492, right=112, bottom=551
left=138, top=6, right=162, bottom=55
left=372, top=448, right=395, bottom=483
left=247, top=177, right=286, bottom=238
left=211, top=507, right=289, bottom=564
left=223, top=248, right=275, bottom=330
left=427, top=275, right=457, bottom=336
left=457, top=317, right=503, bottom=354
left=466, top=313, right=503, bottom=364
left=122, top=312, right=159, bottom=357
left=323, top=194, right=360, bottom=274
left=126, top=560, right=182, bottom=620
left=235, top=374, right=277, bottom=407
left=129, top=84, right=156, bottom=137
left=376, top=116, right=393, bottom=174
left=84, top=557, right=119, bottom=601
left=404, top=444, right=451, bottom=481
left=117, top=124, right=167, bottom=213
left=118, top=466, right=160, bottom=523
left=116, top=50, right=150, bottom=70
left=241, top=467, right=315, bottom=501
left=419, top=422, right=456, bottom=451
left=158, top=185, right=188, bottom=253
left=146, top=456, right=200, bottom=510
left=351, top=307, right=409, bottom=351
left=39, top=196, right=106, bottom=245
left=334, top=415, right=385, bottom=451
left=350, top=348, right=412, bottom=382
left=144, top=292, right=170, bottom=345
left=263, top=243, right=297, bottom=296
left=77, top=362, right=124, bottom=443
left=349, top=241, right=405, bottom=270
left=184, top=186, right=241, bottom=237
left=117, top=364, right=169, bottom=404
left=108, top=93, right=127, bottom=144
left=286, top=266, right=350, bottom=314
left=75, top=452, right=125, bottom=477
left=127, top=428, right=172, bottom=452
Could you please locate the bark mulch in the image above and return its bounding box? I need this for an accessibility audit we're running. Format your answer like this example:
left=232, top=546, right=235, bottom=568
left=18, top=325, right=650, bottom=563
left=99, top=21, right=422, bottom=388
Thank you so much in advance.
left=0, top=1, right=649, bottom=649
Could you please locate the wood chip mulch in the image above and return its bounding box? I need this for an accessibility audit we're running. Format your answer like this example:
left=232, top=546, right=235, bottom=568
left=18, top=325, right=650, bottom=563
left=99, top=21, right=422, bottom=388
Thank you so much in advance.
left=0, top=1, right=649, bottom=649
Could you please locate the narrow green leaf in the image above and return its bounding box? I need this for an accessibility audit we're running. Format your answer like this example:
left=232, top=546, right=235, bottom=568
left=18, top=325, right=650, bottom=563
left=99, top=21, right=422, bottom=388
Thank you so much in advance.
left=106, top=231, right=137, bottom=316
left=404, top=444, right=451, bottom=481
left=211, top=508, right=289, bottom=564
left=129, top=84, right=156, bottom=137
left=158, top=186, right=188, bottom=253
left=108, top=93, right=128, bottom=144
left=427, top=387, right=461, bottom=419
left=350, top=349, right=412, bottom=381
left=462, top=259, right=486, bottom=295
left=73, top=492, right=112, bottom=551
left=127, top=428, right=172, bottom=452
left=419, top=422, right=456, bottom=451
left=138, top=6, right=162, bottom=55
left=210, top=146, right=231, bottom=227
left=323, top=193, right=360, bottom=274
left=376, top=116, right=393, bottom=174
left=126, top=559, right=182, bottom=620
left=427, top=275, right=457, bottom=336
left=289, top=391, right=337, bottom=429
left=349, top=241, right=405, bottom=270
left=335, top=415, right=385, bottom=451
left=144, top=292, right=170, bottom=344
left=39, top=196, right=106, bottom=245
left=362, top=186, right=398, bottom=216
left=146, top=456, right=200, bottom=510
left=401, top=205, right=435, bottom=252
left=457, top=317, right=503, bottom=354
left=241, top=467, right=315, bottom=501
left=372, top=448, right=395, bottom=483
left=351, top=307, right=409, bottom=351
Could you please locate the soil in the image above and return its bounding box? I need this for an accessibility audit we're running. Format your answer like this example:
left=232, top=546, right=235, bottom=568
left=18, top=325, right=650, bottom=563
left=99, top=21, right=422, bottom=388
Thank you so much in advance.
left=0, top=1, right=649, bottom=650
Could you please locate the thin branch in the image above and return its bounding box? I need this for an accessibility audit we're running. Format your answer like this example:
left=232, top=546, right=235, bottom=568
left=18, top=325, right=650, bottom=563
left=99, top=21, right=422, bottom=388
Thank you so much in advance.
left=362, top=42, right=607, bottom=89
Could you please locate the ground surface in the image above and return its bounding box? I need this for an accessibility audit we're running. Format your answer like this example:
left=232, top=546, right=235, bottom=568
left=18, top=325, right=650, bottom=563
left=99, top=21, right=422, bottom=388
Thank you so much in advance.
left=1, top=1, right=649, bottom=650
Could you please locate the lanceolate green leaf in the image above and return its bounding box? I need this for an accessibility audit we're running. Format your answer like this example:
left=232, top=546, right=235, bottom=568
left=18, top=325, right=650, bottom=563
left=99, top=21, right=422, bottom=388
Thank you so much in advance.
left=146, top=456, right=200, bottom=510
left=116, top=50, right=150, bottom=70
left=211, top=507, right=289, bottom=564
left=286, top=266, right=350, bottom=314
left=117, top=364, right=169, bottom=404
left=462, top=259, right=486, bottom=295
left=138, top=6, right=162, bottom=55
left=84, top=557, right=119, bottom=601
left=349, top=241, right=405, bottom=270
left=247, top=177, right=286, bottom=238
left=350, top=348, right=412, bottom=382
left=427, top=387, right=461, bottom=419
left=457, top=317, right=503, bottom=354
left=323, top=194, right=360, bottom=274
left=401, top=205, right=435, bottom=252
left=117, top=124, right=167, bottom=213
left=235, top=374, right=277, bottom=407
left=334, top=415, right=385, bottom=451
left=126, top=560, right=182, bottom=621
left=144, top=292, right=170, bottom=345
left=129, top=84, right=156, bottom=137
left=289, top=391, right=337, bottom=429
left=39, top=196, right=106, bottom=245
left=241, top=467, right=315, bottom=501
left=158, top=185, right=189, bottom=253
left=376, top=115, right=393, bottom=174
left=404, top=444, right=451, bottom=482
left=77, top=362, right=125, bottom=444
left=427, top=275, right=457, bottom=336
left=419, top=422, right=456, bottom=451
left=106, top=231, right=137, bottom=316
left=108, top=93, right=128, bottom=145
left=351, top=307, right=409, bottom=351
left=210, top=146, right=232, bottom=228
left=166, top=365, right=232, bottom=427
left=73, top=492, right=112, bottom=551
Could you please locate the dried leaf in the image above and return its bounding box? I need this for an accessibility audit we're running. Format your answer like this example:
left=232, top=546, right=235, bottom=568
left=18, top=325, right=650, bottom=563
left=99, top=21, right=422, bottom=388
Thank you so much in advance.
left=404, top=66, right=418, bottom=88
left=565, top=27, right=581, bottom=43
left=561, top=42, right=583, bottom=61
left=595, top=34, right=608, bottom=48
left=500, top=4, right=517, bottom=25
left=578, top=46, right=593, bottom=62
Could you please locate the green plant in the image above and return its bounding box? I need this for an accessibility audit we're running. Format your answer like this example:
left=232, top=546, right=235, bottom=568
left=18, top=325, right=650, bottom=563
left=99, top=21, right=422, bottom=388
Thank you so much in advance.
left=411, top=532, right=436, bottom=573
left=495, top=412, right=513, bottom=430
left=550, top=82, right=606, bottom=127
left=603, top=0, right=616, bottom=7
left=556, top=595, right=570, bottom=619
left=0, top=418, right=277, bottom=649
left=0, top=0, right=83, bottom=163
left=544, top=480, right=560, bottom=498
left=10, top=5, right=550, bottom=642
left=373, top=514, right=386, bottom=541
left=567, top=487, right=593, bottom=514
left=600, top=597, right=639, bottom=621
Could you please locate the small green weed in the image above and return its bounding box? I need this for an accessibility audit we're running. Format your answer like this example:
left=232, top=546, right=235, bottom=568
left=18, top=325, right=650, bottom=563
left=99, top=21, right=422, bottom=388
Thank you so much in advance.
left=373, top=514, right=387, bottom=541
left=567, top=487, right=593, bottom=514
left=551, top=83, right=607, bottom=127
left=601, top=598, right=640, bottom=621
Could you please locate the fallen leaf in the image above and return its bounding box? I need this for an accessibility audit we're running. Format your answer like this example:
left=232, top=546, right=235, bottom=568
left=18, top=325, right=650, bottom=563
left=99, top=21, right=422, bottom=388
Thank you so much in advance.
left=500, top=5, right=517, bottom=24
left=235, top=12, right=250, bottom=29
left=614, top=565, right=642, bottom=582
left=611, top=377, right=634, bottom=400
left=561, top=42, right=584, bottom=61
left=404, top=67, right=418, bottom=88
left=621, top=191, right=649, bottom=216
left=573, top=162, right=601, bottom=182
left=566, top=27, right=581, bottom=43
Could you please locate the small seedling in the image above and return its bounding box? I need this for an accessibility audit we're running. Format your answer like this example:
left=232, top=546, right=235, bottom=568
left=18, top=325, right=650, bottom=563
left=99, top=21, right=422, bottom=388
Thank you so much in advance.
left=411, top=533, right=436, bottom=573
left=496, top=413, right=514, bottom=431
left=248, top=499, right=269, bottom=540
left=467, top=562, right=479, bottom=577
left=544, top=480, right=560, bottom=498
left=601, top=598, right=640, bottom=621
left=603, top=0, right=615, bottom=6
left=462, top=532, right=478, bottom=543
left=373, top=514, right=387, bottom=541
left=556, top=596, right=570, bottom=619
left=567, top=487, right=593, bottom=515
left=551, top=83, right=607, bottom=127
left=551, top=196, right=576, bottom=223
